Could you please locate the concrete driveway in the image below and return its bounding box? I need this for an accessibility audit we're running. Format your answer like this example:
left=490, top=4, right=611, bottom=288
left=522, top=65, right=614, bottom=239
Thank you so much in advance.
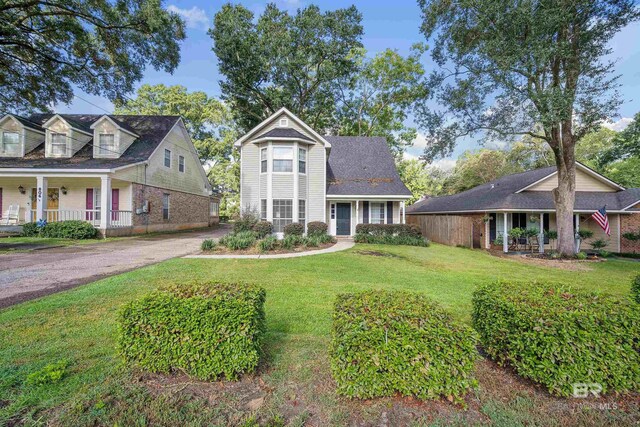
left=0, top=226, right=229, bottom=309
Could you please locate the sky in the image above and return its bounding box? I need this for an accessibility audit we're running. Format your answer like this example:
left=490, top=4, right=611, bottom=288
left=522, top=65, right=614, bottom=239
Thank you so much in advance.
left=57, top=0, right=640, bottom=169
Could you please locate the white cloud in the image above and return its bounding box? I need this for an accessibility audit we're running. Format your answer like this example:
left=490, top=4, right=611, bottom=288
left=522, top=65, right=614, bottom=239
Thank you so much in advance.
left=168, top=5, right=209, bottom=30
left=411, top=132, right=428, bottom=149
left=431, top=158, right=456, bottom=171
left=602, top=117, right=633, bottom=132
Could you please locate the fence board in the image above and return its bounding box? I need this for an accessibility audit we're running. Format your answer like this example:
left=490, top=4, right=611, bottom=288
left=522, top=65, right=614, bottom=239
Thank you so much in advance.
left=407, top=214, right=475, bottom=247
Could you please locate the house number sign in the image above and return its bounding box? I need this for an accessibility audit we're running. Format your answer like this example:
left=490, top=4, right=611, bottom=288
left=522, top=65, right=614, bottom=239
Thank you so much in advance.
left=37, top=187, right=43, bottom=203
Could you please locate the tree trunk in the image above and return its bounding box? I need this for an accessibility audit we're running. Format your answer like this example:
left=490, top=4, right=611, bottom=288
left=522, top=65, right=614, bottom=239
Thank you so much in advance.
left=552, top=127, right=577, bottom=256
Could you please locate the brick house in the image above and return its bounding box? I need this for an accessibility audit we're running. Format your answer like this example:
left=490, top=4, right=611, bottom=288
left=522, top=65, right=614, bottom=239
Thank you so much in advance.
left=407, top=163, right=640, bottom=254
left=0, top=113, right=219, bottom=236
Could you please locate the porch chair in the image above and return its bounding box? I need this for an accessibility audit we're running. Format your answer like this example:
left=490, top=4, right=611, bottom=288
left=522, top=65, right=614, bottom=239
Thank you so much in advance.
left=528, top=235, right=540, bottom=253
left=1, top=205, right=20, bottom=225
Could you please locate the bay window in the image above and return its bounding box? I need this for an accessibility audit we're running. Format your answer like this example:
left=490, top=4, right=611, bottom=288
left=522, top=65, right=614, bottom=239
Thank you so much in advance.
left=261, top=147, right=267, bottom=173
left=273, top=199, right=292, bottom=232
left=298, top=199, right=306, bottom=229
left=273, top=146, right=293, bottom=172
left=260, top=199, right=267, bottom=221
left=370, top=202, right=385, bottom=224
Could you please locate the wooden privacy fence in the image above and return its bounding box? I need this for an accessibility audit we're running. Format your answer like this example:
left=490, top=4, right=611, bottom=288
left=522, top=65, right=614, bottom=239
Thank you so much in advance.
left=407, top=214, right=479, bottom=248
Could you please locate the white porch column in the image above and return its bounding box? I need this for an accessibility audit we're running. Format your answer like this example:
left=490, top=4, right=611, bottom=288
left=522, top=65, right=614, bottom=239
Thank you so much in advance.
left=574, top=213, right=580, bottom=254
left=401, top=201, right=406, bottom=224
left=503, top=212, right=508, bottom=253
left=35, top=175, right=47, bottom=222
left=355, top=200, right=360, bottom=228
left=99, top=176, right=111, bottom=230
left=539, top=213, right=545, bottom=253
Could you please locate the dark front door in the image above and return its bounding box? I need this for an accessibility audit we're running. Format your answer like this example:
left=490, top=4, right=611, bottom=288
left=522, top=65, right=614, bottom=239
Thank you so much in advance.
left=336, top=203, right=351, bottom=236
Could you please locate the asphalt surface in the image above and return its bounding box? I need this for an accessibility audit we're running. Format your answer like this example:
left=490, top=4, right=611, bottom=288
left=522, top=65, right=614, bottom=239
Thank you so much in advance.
left=0, top=226, right=229, bottom=309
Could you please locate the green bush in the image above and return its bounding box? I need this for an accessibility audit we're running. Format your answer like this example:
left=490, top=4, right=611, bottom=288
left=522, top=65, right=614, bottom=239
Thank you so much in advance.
left=316, top=233, right=335, bottom=244
left=330, top=290, right=478, bottom=402
left=575, top=251, right=587, bottom=260
left=117, top=282, right=266, bottom=381
left=284, top=222, right=304, bottom=236
left=578, top=229, right=594, bottom=240
left=21, top=220, right=98, bottom=239
left=632, top=275, right=640, bottom=304
left=304, top=236, right=320, bottom=247
left=473, top=281, right=640, bottom=397
left=306, top=221, right=328, bottom=237
left=220, top=231, right=256, bottom=251
left=253, top=221, right=273, bottom=238
left=355, top=223, right=422, bottom=238
left=354, top=233, right=429, bottom=247
left=589, top=238, right=608, bottom=251
left=258, top=236, right=278, bottom=252
left=281, top=234, right=305, bottom=250
left=201, top=239, right=216, bottom=251
left=233, top=211, right=259, bottom=234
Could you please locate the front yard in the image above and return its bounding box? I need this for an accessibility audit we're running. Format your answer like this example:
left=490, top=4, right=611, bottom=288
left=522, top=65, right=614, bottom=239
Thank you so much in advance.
left=1, top=244, right=639, bottom=426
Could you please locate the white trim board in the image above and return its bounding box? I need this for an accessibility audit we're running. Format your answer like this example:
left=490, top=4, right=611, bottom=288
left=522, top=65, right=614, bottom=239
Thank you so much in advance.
left=515, top=162, right=625, bottom=193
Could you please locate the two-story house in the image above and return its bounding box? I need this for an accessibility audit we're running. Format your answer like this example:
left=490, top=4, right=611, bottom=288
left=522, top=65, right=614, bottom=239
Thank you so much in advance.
left=235, top=108, right=412, bottom=236
left=0, top=113, right=219, bottom=236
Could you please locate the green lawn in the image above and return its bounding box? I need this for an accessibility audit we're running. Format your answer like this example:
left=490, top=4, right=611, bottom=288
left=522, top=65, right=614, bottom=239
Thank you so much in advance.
left=1, top=244, right=639, bottom=426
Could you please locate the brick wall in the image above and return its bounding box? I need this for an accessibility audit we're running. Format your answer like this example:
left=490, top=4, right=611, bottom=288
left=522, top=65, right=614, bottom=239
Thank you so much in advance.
left=131, top=183, right=215, bottom=233
left=620, top=208, right=640, bottom=253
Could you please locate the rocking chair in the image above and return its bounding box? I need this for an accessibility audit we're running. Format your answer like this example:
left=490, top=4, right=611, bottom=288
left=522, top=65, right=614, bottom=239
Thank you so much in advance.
left=528, top=235, right=540, bottom=253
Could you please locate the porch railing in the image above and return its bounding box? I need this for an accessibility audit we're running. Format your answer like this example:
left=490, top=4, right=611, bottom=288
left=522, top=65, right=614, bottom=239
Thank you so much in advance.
left=30, top=209, right=132, bottom=228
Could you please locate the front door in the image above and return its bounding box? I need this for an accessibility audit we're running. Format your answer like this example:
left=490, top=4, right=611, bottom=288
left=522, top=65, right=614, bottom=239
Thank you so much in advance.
left=336, top=203, right=351, bottom=236
left=31, top=188, right=59, bottom=222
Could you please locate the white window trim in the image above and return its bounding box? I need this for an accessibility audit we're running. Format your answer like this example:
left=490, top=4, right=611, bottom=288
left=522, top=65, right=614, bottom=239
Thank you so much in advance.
left=260, top=147, right=268, bottom=174
left=164, top=149, right=171, bottom=168
left=369, top=201, right=386, bottom=225
left=279, top=118, right=289, bottom=127
left=178, top=155, right=185, bottom=173
left=1, top=130, right=20, bottom=154
left=272, top=145, right=294, bottom=174
left=98, top=133, right=116, bottom=156
left=50, top=132, right=68, bottom=156
left=272, top=198, right=293, bottom=233
left=298, top=147, right=307, bottom=175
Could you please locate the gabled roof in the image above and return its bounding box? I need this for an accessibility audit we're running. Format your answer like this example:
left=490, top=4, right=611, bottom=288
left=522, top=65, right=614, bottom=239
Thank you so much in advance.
left=0, top=114, right=45, bottom=133
left=325, top=136, right=411, bottom=197
left=41, top=114, right=93, bottom=135
left=90, top=115, right=139, bottom=137
left=407, top=165, right=640, bottom=214
left=233, top=107, right=331, bottom=148
left=255, top=128, right=314, bottom=142
left=0, top=114, right=181, bottom=170
left=516, top=162, right=625, bottom=192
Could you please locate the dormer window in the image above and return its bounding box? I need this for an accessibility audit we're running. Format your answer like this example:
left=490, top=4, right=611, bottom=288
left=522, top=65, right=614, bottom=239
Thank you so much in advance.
left=98, top=133, right=115, bottom=156
left=1, top=131, right=20, bottom=156
left=279, top=118, right=288, bottom=127
left=51, top=133, right=67, bottom=156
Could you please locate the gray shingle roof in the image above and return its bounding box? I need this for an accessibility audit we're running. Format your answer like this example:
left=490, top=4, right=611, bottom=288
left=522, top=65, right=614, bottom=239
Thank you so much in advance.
left=9, top=114, right=45, bottom=132
left=256, top=128, right=313, bottom=141
left=407, top=166, right=640, bottom=213
left=324, top=136, right=411, bottom=197
left=0, top=114, right=180, bottom=169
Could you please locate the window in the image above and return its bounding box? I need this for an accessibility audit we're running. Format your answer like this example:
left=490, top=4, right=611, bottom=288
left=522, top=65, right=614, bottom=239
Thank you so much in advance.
left=298, top=199, right=306, bottom=230
left=370, top=202, right=385, bottom=224
left=210, top=200, right=219, bottom=217
left=1, top=131, right=20, bottom=155
left=260, top=147, right=267, bottom=173
left=51, top=133, right=67, bottom=156
left=98, top=133, right=115, bottom=155
left=162, top=193, right=170, bottom=220
left=273, top=146, right=293, bottom=172
left=273, top=199, right=292, bottom=232
left=279, top=118, right=288, bottom=127
left=164, top=149, right=171, bottom=168
left=179, top=155, right=185, bottom=173
left=298, top=147, right=306, bottom=174
left=260, top=199, right=267, bottom=221
left=512, top=212, right=527, bottom=229
left=330, top=203, right=335, bottom=220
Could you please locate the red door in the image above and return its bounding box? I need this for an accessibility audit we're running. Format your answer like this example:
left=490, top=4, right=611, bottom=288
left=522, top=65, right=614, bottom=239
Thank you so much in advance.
left=111, top=189, right=119, bottom=221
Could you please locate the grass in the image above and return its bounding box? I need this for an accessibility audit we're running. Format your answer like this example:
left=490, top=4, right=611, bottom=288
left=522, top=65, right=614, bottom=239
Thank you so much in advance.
left=1, top=244, right=639, bottom=426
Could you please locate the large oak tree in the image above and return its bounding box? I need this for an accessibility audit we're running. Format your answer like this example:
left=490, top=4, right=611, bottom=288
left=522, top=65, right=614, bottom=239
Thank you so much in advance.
left=1, top=0, right=185, bottom=113
left=417, top=0, right=640, bottom=255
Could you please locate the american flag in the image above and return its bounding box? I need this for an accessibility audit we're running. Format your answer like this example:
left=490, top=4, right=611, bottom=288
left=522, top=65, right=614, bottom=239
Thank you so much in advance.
left=591, top=206, right=610, bottom=236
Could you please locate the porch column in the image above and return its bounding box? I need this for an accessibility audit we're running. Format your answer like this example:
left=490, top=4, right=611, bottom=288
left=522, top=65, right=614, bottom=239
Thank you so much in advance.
left=574, top=213, right=580, bottom=254
left=35, top=175, right=47, bottom=222
left=355, top=200, right=360, bottom=229
left=99, top=176, right=111, bottom=230
left=539, top=213, right=545, bottom=253
left=401, top=201, right=406, bottom=224
left=503, top=212, right=508, bottom=253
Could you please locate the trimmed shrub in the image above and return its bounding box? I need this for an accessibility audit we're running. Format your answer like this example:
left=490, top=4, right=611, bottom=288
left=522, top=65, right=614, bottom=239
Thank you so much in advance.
left=258, top=236, right=278, bottom=252
left=473, top=281, right=640, bottom=397
left=354, top=233, right=429, bottom=247
left=355, top=223, right=422, bottom=238
left=21, top=220, right=98, bottom=239
left=201, top=239, right=216, bottom=251
left=221, top=231, right=256, bottom=251
left=331, top=290, right=478, bottom=402
left=253, top=221, right=273, bottom=238
left=307, top=221, right=328, bottom=237
left=117, top=282, right=266, bottom=381
left=316, top=233, right=335, bottom=244
left=233, top=211, right=259, bottom=234
left=632, top=275, right=640, bottom=304
left=575, top=251, right=587, bottom=260
left=283, top=222, right=304, bottom=236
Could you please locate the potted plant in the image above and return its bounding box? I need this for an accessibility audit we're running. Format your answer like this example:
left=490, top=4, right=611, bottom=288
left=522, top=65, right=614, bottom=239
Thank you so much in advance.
left=508, top=227, right=524, bottom=251
left=545, top=229, right=558, bottom=251
left=576, top=229, right=594, bottom=252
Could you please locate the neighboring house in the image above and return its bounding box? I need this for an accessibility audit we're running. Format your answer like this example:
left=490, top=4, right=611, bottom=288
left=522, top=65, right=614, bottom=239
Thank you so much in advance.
left=0, top=113, right=219, bottom=236
left=407, top=163, right=640, bottom=253
left=235, top=108, right=412, bottom=236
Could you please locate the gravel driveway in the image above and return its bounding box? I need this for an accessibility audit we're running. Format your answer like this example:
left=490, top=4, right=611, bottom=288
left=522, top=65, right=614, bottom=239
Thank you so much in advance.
left=0, top=226, right=229, bottom=309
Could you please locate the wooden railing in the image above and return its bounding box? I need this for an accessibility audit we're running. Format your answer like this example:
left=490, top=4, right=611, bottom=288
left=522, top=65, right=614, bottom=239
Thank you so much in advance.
left=110, top=210, right=132, bottom=228
left=30, top=209, right=131, bottom=228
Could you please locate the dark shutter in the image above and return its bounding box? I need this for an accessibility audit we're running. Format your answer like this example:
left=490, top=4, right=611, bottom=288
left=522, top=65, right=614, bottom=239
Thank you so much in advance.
left=86, top=188, right=93, bottom=221
left=363, top=201, right=369, bottom=224
left=386, top=201, right=393, bottom=224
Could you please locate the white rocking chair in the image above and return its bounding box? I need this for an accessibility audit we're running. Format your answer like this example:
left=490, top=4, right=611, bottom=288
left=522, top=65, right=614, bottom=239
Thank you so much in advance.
left=1, top=205, right=20, bottom=225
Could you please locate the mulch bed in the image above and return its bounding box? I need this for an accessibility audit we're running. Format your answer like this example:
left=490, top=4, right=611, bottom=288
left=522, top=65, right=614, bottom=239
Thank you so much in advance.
left=202, top=241, right=335, bottom=256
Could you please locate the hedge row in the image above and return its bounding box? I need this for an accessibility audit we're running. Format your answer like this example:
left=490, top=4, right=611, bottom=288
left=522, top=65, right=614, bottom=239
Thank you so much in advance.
left=330, top=290, right=478, bottom=403
left=355, top=223, right=422, bottom=238
left=22, top=220, right=98, bottom=239
left=354, top=233, right=429, bottom=247
left=472, top=281, right=640, bottom=397
left=117, top=282, right=266, bottom=381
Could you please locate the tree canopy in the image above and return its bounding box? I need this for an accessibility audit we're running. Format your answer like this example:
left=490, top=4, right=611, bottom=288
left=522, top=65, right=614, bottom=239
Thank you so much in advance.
left=1, top=0, right=185, bottom=113
left=210, top=3, right=363, bottom=133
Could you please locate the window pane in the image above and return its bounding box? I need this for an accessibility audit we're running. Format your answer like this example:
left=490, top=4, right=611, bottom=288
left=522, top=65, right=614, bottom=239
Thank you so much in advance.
left=273, top=147, right=293, bottom=159
left=260, top=199, right=267, bottom=220
left=99, top=134, right=115, bottom=155
left=51, top=133, right=66, bottom=155
left=162, top=194, right=170, bottom=219
left=273, top=160, right=292, bottom=172
left=261, top=148, right=267, bottom=160
left=2, top=132, right=20, bottom=155
left=298, top=200, right=305, bottom=230
left=371, top=202, right=384, bottom=224
left=261, top=148, right=267, bottom=173
left=179, top=155, right=185, bottom=172
left=164, top=149, right=171, bottom=167
left=273, top=199, right=292, bottom=232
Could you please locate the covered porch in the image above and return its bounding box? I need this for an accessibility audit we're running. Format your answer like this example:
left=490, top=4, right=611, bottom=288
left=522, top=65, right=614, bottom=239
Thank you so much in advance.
left=0, top=174, right=133, bottom=232
left=326, top=197, right=408, bottom=237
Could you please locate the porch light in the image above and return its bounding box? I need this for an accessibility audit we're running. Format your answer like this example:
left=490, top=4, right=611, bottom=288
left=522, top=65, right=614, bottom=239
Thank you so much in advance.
left=18, top=185, right=25, bottom=194
left=61, top=186, right=67, bottom=195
